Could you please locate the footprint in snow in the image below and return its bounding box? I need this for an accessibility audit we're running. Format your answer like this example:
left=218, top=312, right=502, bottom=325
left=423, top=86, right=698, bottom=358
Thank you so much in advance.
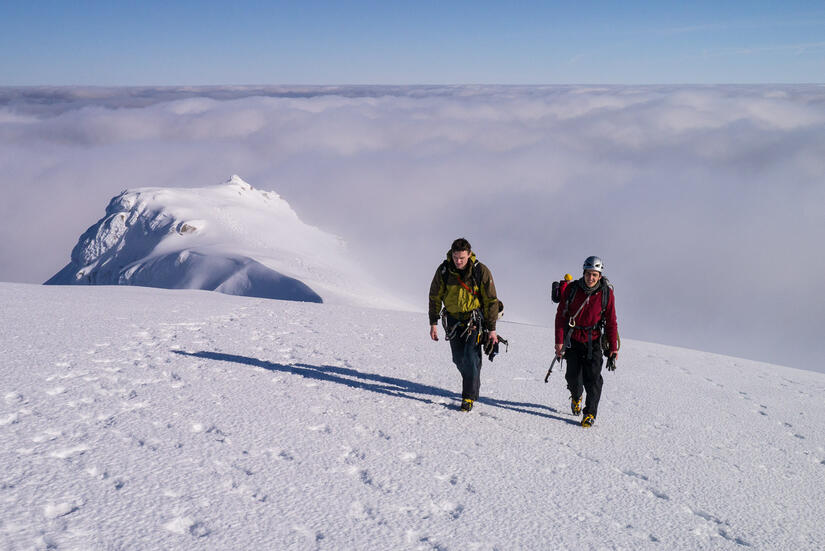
left=621, top=469, right=649, bottom=481
left=4, top=392, right=25, bottom=404
left=433, top=473, right=459, bottom=486
left=162, top=516, right=210, bottom=537
left=44, top=500, right=81, bottom=519
left=400, top=452, right=421, bottom=465
left=272, top=449, right=294, bottom=461
left=624, top=524, right=660, bottom=543
left=647, top=487, right=670, bottom=501
left=191, top=423, right=227, bottom=442
left=689, top=508, right=751, bottom=547
left=86, top=465, right=111, bottom=481
left=429, top=500, right=465, bottom=520
left=348, top=500, right=379, bottom=521
left=32, top=429, right=62, bottom=443
left=286, top=525, right=325, bottom=547
left=49, top=445, right=89, bottom=459
left=0, top=413, right=19, bottom=426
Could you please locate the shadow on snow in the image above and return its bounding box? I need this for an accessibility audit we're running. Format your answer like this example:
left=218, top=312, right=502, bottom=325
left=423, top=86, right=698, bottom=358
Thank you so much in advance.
left=172, top=350, right=577, bottom=425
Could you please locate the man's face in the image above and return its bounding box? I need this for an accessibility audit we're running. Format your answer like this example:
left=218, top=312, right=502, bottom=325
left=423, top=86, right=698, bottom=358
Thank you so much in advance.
left=584, top=270, right=601, bottom=288
left=452, top=250, right=471, bottom=270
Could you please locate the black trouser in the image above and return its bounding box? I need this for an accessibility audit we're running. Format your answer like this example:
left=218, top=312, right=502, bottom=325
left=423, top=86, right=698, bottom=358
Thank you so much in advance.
left=565, top=339, right=604, bottom=418
left=449, top=331, right=483, bottom=401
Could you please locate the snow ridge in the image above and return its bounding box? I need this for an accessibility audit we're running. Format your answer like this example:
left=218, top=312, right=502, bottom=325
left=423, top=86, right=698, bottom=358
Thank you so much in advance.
left=46, top=176, right=406, bottom=309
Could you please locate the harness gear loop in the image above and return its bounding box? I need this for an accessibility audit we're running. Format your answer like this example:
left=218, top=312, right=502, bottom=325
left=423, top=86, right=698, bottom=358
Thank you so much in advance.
left=563, top=291, right=603, bottom=360
left=442, top=308, right=483, bottom=343
left=567, top=294, right=590, bottom=329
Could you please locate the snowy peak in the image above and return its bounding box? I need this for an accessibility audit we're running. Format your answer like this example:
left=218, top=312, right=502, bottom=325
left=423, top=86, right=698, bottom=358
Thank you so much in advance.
left=225, top=173, right=255, bottom=192
left=227, top=173, right=250, bottom=189
left=46, top=176, right=407, bottom=309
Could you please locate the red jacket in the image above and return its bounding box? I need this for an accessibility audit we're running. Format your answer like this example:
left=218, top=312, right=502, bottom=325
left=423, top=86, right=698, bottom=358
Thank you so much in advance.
left=555, top=279, right=618, bottom=354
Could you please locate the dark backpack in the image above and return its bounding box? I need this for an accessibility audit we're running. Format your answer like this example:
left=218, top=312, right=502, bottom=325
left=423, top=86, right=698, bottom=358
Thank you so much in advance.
left=551, top=279, right=570, bottom=303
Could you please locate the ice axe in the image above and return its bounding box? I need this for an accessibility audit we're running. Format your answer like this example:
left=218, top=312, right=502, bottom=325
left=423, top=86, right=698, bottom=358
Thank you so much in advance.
left=544, top=355, right=563, bottom=383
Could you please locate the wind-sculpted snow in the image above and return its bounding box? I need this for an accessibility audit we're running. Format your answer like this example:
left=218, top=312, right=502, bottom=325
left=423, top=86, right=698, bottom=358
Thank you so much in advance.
left=46, top=190, right=173, bottom=286
left=45, top=175, right=403, bottom=309
left=1, top=283, right=824, bottom=550
left=121, top=251, right=322, bottom=303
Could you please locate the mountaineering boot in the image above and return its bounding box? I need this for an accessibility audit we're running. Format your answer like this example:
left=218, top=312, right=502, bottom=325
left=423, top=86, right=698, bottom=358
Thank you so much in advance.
left=460, top=398, right=474, bottom=412
left=571, top=396, right=582, bottom=416
left=581, top=414, right=595, bottom=428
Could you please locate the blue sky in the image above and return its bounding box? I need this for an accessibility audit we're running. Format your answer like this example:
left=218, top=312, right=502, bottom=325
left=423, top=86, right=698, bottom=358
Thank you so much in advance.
left=1, top=1, right=824, bottom=85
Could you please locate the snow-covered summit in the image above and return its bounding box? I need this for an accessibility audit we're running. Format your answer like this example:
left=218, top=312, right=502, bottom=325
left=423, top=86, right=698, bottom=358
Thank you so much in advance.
left=46, top=176, right=408, bottom=309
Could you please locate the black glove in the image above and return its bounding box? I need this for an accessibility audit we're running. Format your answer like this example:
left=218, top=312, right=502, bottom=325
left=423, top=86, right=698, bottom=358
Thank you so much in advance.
left=484, top=339, right=499, bottom=361
left=606, top=356, right=617, bottom=371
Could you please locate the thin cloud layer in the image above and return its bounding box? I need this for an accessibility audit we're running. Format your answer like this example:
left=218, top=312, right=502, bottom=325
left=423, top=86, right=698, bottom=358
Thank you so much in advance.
left=1, top=85, right=823, bottom=372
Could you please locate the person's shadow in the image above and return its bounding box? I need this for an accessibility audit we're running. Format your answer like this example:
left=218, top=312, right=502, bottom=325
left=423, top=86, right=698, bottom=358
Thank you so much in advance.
left=173, top=350, right=578, bottom=425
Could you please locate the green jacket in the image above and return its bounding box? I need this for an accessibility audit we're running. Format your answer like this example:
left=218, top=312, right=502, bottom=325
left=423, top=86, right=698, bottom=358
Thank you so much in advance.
left=428, top=252, right=499, bottom=331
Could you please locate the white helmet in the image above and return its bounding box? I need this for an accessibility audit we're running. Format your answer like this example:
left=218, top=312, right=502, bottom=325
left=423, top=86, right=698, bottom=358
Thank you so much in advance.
left=583, top=256, right=604, bottom=273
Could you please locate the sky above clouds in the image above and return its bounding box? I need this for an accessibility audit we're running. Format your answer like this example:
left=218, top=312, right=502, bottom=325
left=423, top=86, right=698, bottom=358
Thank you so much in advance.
left=1, top=85, right=824, bottom=375
left=0, top=1, right=824, bottom=85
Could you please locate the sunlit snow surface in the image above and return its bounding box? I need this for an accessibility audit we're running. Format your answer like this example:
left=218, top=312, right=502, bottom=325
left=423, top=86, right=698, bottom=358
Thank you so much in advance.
left=1, top=283, right=824, bottom=550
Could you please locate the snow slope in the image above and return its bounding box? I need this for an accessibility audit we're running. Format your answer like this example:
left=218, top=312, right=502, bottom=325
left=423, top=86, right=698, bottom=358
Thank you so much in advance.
left=45, top=175, right=408, bottom=310
left=1, top=282, right=824, bottom=550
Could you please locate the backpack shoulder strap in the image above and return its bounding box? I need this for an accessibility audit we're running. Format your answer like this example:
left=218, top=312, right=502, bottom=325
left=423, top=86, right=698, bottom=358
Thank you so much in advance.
left=470, top=260, right=482, bottom=289
left=597, top=278, right=614, bottom=323
left=600, top=278, right=612, bottom=311
left=562, top=282, right=578, bottom=317
left=460, top=260, right=481, bottom=297
left=439, top=259, right=450, bottom=286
